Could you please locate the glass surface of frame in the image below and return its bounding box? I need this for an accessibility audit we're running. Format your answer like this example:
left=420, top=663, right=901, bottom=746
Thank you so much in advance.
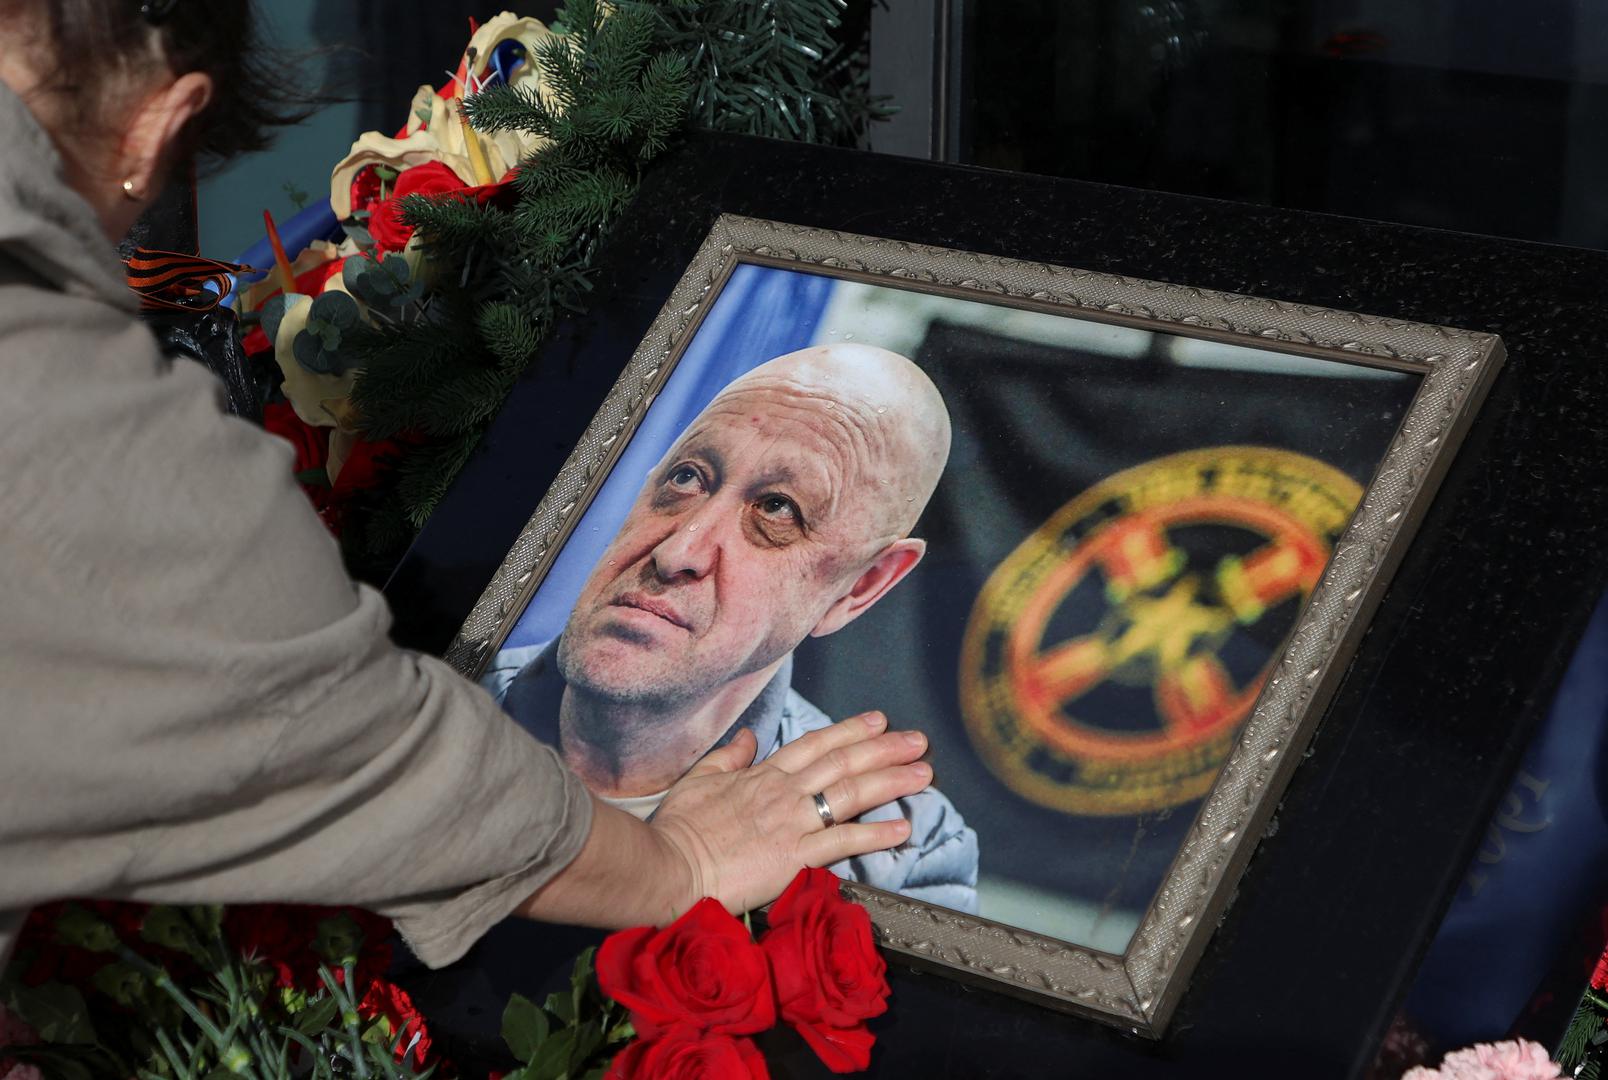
left=447, top=216, right=1504, bottom=1034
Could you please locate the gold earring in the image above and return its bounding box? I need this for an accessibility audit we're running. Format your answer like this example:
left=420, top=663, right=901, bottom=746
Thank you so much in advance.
left=121, top=179, right=141, bottom=200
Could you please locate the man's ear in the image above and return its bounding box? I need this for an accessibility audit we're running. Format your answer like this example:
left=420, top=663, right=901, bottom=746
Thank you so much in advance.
left=809, top=538, right=926, bottom=639
left=118, top=71, right=213, bottom=198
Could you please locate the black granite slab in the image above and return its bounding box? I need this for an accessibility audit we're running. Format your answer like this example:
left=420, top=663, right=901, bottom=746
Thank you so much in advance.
left=385, top=132, right=1608, bottom=1077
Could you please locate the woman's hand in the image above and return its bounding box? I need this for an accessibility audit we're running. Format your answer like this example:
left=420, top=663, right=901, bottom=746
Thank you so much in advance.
left=517, top=713, right=930, bottom=929
left=650, top=711, right=931, bottom=917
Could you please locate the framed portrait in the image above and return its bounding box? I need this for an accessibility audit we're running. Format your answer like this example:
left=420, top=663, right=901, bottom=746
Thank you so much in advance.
left=442, top=214, right=1504, bottom=1035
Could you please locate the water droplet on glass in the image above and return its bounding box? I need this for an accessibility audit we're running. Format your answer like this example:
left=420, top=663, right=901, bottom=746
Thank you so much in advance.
left=844, top=332, right=855, bottom=340
left=876, top=406, right=888, bottom=414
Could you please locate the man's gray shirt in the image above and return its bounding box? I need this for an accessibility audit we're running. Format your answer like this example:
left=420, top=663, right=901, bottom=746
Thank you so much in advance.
left=484, top=641, right=980, bottom=913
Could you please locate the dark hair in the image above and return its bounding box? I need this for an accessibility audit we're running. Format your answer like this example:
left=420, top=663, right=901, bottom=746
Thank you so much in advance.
left=27, top=0, right=314, bottom=164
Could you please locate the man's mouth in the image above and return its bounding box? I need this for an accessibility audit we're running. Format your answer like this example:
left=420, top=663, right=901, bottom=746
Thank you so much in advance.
left=609, top=592, right=692, bottom=631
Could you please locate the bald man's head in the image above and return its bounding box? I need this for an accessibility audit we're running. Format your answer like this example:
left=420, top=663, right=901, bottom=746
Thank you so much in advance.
left=558, top=343, right=952, bottom=708
left=698, top=344, right=952, bottom=548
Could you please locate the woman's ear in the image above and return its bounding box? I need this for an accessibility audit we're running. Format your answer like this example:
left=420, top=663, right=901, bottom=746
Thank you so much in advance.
left=118, top=71, right=213, bottom=199
left=809, top=538, right=927, bottom=639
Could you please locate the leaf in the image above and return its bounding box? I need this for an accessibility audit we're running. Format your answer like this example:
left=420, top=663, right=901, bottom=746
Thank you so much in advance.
left=501, top=993, right=550, bottom=1064
left=380, top=254, right=412, bottom=281
left=260, top=294, right=293, bottom=343
left=343, top=222, right=376, bottom=250
left=543, top=988, right=576, bottom=1026
left=526, top=1028, right=576, bottom=1080
left=309, top=291, right=361, bottom=331
left=292, top=330, right=333, bottom=375
left=568, top=1019, right=604, bottom=1068
left=341, top=255, right=370, bottom=294
left=295, top=993, right=341, bottom=1035
left=11, top=982, right=97, bottom=1045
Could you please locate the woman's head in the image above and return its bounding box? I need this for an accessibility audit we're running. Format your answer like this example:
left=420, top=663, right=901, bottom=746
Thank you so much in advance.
left=0, top=0, right=306, bottom=239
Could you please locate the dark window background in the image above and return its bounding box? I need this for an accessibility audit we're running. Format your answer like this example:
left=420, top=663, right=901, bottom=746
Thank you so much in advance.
left=936, top=0, right=1608, bottom=250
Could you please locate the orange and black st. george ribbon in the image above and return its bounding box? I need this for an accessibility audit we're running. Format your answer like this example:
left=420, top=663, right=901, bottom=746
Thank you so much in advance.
left=123, top=248, right=256, bottom=313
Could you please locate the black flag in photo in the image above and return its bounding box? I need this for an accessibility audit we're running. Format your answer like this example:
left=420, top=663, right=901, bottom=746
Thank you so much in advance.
left=791, top=319, right=1420, bottom=948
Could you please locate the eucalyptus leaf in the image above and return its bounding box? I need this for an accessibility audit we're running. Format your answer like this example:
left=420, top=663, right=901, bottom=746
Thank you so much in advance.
left=341, top=256, right=368, bottom=294
left=292, top=331, right=334, bottom=375
left=309, top=291, right=360, bottom=331
left=343, top=222, right=375, bottom=250
left=259, top=294, right=292, bottom=344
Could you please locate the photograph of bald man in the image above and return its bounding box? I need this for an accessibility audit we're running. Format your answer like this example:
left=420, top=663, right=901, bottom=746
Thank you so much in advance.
left=483, top=344, right=979, bottom=912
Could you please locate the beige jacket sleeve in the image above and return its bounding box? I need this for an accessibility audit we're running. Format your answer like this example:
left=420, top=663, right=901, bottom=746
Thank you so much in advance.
left=0, top=274, right=592, bottom=969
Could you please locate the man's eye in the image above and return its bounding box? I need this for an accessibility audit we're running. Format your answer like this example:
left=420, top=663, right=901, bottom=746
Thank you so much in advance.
left=757, top=494, right=797, bottom=520
left=667, top=465, right=703, bottom=490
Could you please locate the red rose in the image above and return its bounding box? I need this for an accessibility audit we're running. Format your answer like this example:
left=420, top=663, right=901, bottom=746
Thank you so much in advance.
left=367, top=161, right=502, bottom=254
left=350, top=165, right=385, bottom=219
left=597, top=898, right=775, bottom=1040
left=759, top=869, right=888, bottom=1073
left=358, top=977, right=432, bottom=1066
left=606, top=1033, right=769, bottom=1080
left=1592, top=944, right=1608, bottom=992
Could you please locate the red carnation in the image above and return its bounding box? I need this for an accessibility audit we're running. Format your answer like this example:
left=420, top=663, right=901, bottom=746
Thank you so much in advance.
left=358, top=978, right=432, bottom=1066
left=759, top=869, right=888, bottom=1073
left=597, top=898, right=775, bottom=1040
left=367, top=161, right=503, bottom=254
left=605, top=1032, right=769, bottom=1080
left=223, top=906, right=304, bottom=989
left=350, top=165, right=385, bottom=219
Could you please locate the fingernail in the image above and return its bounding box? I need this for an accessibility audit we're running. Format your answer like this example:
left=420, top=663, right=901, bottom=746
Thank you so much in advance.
left=912, top=762, right=933, bottom=782
left=904, top=730, right=927, bottom=747
left=863, top=712, right=887, bottom=731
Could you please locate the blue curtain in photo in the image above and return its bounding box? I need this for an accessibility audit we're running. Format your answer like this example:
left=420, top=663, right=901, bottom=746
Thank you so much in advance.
left=503, top=263, right=836, bottom=649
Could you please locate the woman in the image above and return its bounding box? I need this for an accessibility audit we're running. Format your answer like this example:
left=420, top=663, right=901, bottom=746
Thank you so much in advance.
left=0, top=0, right=932, bottom=970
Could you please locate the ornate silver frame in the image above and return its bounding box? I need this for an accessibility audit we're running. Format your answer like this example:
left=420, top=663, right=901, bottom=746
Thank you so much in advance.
left=444, top=214, right=1505, bottom=1036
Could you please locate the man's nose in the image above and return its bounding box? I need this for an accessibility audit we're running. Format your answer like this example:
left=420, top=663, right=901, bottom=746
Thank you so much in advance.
left=648, top=501, right=725, bottom=581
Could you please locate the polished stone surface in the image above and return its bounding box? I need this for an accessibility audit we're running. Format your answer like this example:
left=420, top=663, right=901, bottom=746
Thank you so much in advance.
left=387, top=133, right=1608, bottom=1077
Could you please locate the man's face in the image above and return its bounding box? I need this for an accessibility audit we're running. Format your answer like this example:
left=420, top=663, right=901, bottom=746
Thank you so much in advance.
left=558, top=380, right=886, bottom=706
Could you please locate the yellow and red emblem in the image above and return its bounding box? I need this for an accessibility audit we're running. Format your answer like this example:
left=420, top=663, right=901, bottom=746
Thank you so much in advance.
left=960, top=447, right=1362, bottom=816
